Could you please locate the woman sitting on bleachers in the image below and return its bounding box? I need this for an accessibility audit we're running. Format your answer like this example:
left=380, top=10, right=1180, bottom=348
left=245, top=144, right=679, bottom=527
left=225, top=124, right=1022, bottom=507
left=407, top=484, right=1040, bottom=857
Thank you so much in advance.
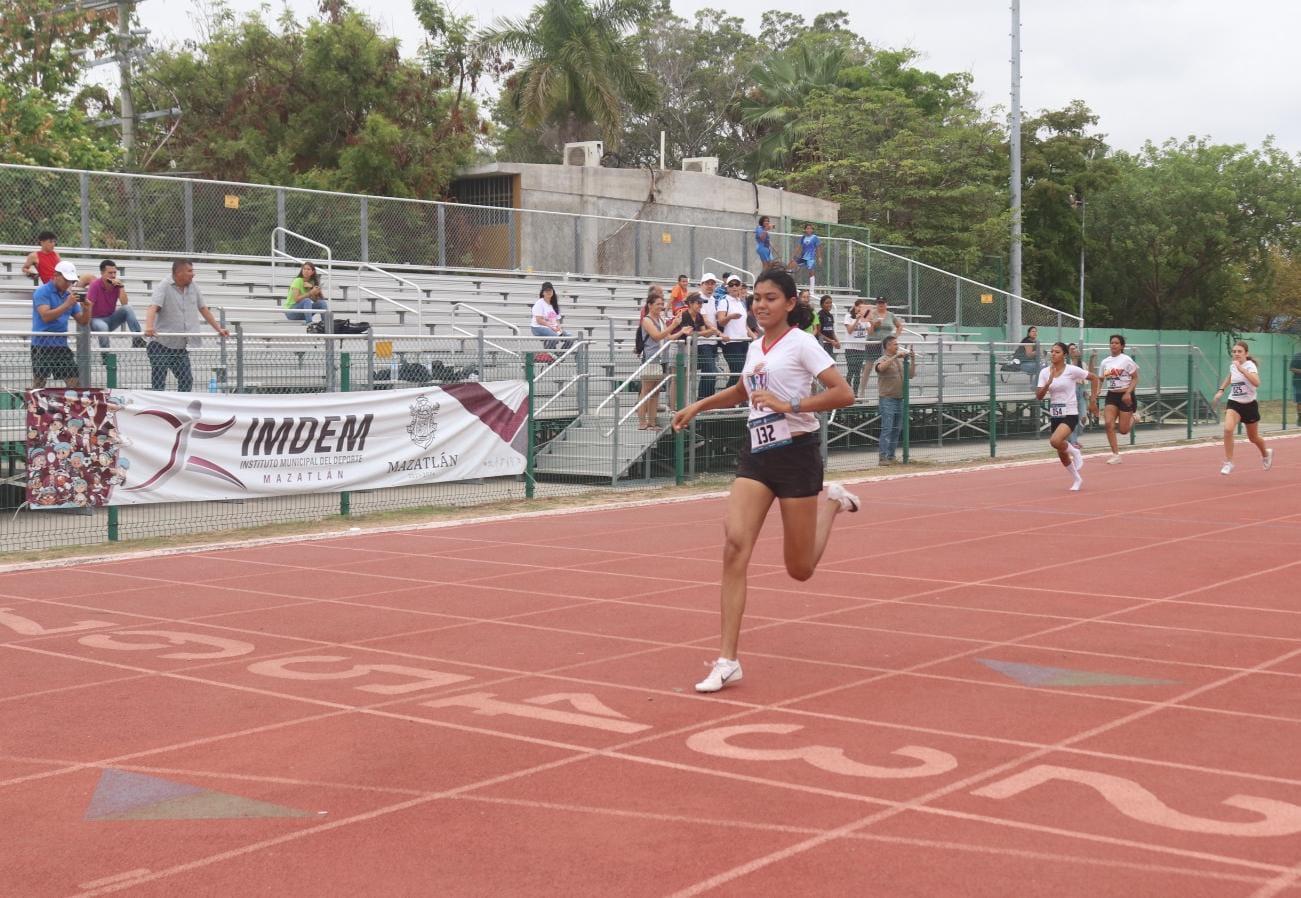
left=284, top=262, right=328, bottom=329
left=530, top=281, right=571, bottom=349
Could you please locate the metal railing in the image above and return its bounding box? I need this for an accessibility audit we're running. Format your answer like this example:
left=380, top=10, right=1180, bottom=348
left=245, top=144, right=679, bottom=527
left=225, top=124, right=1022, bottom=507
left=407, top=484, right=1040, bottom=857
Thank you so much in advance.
left=270, top=227, right=332, bottom=299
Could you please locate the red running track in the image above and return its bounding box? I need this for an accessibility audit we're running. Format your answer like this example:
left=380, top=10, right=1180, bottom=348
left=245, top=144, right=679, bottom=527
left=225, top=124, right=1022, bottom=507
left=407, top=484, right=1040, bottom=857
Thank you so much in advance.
left=1, top=438, right=1299, bottom=897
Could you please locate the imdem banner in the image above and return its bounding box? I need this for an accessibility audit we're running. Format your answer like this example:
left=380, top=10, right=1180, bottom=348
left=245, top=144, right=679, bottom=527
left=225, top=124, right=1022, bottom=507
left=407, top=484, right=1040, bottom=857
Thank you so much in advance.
left=25, top=382, right=528, bottom=508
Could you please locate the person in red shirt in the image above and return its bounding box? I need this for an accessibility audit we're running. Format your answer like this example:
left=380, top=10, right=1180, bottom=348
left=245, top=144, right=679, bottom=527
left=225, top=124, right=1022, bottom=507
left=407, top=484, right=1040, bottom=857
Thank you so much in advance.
left=22, top=231, right=61, bottom=284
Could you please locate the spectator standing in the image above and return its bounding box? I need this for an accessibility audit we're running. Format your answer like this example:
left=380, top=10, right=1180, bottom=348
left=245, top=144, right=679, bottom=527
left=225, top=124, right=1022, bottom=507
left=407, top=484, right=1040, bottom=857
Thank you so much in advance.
left=144, top=259, right=229, bottom=392
left=874, top=335, right=915, bottom=465
left=635, top=291, right=675, bottom=429
left=866, top=296, right=902, bottom=369
left=843, top=298, right=871, bottom=395
left=1013, top=326, right=1042, bottom=384
left=22, top=231, right=61, bottom=285
left=669, top=274, right=690, bottom=309
left=530, top=281, right=571, bottom=349
left=797, top=290, right=817, bottom=335
left=668, top=294, right=714, bottom=405
left=1291, top=346, right=1301, bottom=426
left=754, top=215, right=775, bottom=269
left=789, top=223, right=821, bottom=289
left=86, top=260, right=145, bottom=349
left=816, top=295, right=840, bottom=359
left=713, top=274, right=729, bottom=303
left=695, top=274, right=722, bottom=399
left=31, top=261, right=91, bottom=387
left=718, top=275, right=752, bottom=387
left=284, top=261, right=329, bottom=328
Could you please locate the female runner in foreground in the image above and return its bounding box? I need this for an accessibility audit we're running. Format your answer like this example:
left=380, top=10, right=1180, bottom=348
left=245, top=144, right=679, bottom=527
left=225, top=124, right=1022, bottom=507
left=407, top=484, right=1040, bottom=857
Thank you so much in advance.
left=1214, top=340, right=1273, bottom=475
left=1036, top=342, right=1100, bottom=491
left=672, top=269, right=858, bottom=693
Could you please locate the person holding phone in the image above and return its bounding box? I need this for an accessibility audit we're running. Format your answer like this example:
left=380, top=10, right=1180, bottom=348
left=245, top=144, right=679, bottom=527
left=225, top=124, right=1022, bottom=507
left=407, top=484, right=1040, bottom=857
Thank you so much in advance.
left=87, top=259, right=145, bottom=348
left=31, top=261, right=92, bottom=387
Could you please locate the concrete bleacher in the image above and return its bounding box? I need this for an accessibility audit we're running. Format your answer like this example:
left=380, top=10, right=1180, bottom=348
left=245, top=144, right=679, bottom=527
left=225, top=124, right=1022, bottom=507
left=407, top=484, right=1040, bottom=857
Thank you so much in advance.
left=2, top=245, right=1024, bottom=423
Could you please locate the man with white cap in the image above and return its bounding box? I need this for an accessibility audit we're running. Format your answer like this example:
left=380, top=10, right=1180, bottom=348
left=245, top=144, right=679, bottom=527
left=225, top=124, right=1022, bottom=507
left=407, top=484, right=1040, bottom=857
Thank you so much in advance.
left=695, top=273, right=721, bottom=399
left=30, top=260, right=92, bottom=387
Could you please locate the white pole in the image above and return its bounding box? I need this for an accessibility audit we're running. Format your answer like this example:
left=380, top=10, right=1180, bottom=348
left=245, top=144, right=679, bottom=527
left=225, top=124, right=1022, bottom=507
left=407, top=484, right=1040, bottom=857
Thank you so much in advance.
left=659, top=131, right=666, bottom=171
left=1078, top=196, right=1086, bottom=341
left=1008, top=0, right=1023, bottom=340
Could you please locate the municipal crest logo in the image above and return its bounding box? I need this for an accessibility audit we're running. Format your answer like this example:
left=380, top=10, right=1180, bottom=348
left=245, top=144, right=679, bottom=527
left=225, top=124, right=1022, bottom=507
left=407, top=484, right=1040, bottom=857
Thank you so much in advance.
left=406, top=395, right=440, bottom=448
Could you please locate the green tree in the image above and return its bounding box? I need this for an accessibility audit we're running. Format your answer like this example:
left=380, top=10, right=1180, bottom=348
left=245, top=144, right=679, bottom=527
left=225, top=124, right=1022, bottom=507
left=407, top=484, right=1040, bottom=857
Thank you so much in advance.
left=482, top=0, right=658, bottom=149
left=0, top=0, right=119, bottom=168
left=740, top=41, right=848, bottom=175
left=776, top=50, right=1007, bottom=269
left=1018, top=101, right=1115, bottom=316
left=1087, top=138, right=1300, bottom=331
left=131, top=3, right=475, bottom=197
left=614, top=5, right=758, bottom=174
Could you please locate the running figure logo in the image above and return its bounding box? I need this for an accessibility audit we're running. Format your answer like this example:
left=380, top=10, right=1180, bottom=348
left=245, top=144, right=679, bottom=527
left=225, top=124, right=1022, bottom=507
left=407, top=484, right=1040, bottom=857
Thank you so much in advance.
left=123, top=399, right=243, bottom=494
left=405, top=395, right=440, bottom=449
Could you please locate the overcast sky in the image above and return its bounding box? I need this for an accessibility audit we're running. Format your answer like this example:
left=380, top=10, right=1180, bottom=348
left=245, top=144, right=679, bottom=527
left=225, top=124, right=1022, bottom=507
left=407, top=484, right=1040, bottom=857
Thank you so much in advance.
left=136, top=0, right=1300, bottom=156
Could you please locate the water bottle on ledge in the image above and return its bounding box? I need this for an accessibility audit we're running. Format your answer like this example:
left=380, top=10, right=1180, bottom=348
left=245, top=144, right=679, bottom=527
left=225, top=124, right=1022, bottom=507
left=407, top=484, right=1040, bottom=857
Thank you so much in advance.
left=208, top=374, right=219, bottom=393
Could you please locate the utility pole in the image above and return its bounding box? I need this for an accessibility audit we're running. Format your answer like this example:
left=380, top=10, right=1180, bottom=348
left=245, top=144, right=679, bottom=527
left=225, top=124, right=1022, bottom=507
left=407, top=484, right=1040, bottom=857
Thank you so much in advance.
left=1008, top=0, right=1023, bottom=340
left=1075, top=193, right=1085, bottom=341
left=116, top=0, right=135, bottom=167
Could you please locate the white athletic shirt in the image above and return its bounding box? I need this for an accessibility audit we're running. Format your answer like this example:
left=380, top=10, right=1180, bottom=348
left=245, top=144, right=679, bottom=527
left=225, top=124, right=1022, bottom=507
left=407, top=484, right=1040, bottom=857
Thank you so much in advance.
left=1038, top=364, right=1090, bottom=418
left=743, top=327, right=834, bottom=434
left=1099, top=352, right=1138, bottom=392
left=697, top=296, right=721, bottom=346
left=843, top=312, right=869, bottom=349
left=718, top=296, right=750, bottom=341
left=1228, top=359, right=1259, bottom=403
left=531, top=299, right=559, bottom=328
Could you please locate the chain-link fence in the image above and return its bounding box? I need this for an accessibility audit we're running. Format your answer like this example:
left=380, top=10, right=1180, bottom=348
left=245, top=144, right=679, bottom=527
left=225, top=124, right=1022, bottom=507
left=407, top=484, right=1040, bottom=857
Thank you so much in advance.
left=1, top=164, right=1086, bottom=342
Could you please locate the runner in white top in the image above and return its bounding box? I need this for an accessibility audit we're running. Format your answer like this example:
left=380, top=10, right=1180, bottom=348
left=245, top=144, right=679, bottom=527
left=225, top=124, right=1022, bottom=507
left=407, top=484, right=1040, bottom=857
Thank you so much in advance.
left=1098, top=334, right=1140, bottom=464
left=842, top=298, right=871, bottom=396
left=671, top=269, right=858, bottom=694
left=1213, top=340, right=1273, bottom=475
left=1036, top=341, right=1100, bottom=491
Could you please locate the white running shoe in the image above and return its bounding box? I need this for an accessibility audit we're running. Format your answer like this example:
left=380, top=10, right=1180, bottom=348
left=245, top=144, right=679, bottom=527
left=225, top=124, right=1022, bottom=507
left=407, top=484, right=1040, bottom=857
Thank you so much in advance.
left=695, top=658, right=742, bottom=693
left=1069, top=446, right=1084, bottom=471
left=1070, top=477, right=1082, bottom=492
left=826, top=482, right=861, bottom=513
left=1220, top=461, right=1234, bottom=476
left=1263, top=448, right=1274, bottom=471
left=1106, top=454, right=1122, bottom=465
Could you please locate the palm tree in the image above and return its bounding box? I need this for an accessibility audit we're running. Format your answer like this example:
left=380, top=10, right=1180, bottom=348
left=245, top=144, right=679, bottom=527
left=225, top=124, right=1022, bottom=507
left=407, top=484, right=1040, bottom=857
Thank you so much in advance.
left=741, top=43, right=847, bottom=175
left=482, top=0, right=658, bottom=149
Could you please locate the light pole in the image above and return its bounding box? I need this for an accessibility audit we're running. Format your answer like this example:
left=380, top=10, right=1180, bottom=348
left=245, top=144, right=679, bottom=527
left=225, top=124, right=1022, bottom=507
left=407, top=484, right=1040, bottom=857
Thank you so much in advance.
left=1071, top=192, right=1085, bottom=342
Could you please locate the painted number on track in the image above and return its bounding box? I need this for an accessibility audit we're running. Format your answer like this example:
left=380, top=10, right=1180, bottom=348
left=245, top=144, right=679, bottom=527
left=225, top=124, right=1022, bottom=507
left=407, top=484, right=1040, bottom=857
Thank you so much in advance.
left=247, top=655, right=473, bottom=694
left=686, top=724, right=958, bottom=779
left=973, top=765, right=1301, bottom=837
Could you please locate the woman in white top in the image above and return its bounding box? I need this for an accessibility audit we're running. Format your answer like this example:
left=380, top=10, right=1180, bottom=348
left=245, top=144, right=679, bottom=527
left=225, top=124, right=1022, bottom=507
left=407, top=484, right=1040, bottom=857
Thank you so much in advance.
left=671, top=269, right=858, bottom=693
left=1099, top=334, right=1140, bottom=463
left=1036, top=341, right=1100, bottom=491
left=636, top=288, right=677, bottom=429
left=530, top=282, right=570, bottom=349
left=842, top=298, right=871, bottom=396
left=1213, top=340, right=1273, bottom=475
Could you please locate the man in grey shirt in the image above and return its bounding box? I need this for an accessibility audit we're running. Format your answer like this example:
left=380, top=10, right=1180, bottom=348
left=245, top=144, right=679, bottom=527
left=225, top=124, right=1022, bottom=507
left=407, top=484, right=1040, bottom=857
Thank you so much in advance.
left=143, top=259, right=229, bottom=391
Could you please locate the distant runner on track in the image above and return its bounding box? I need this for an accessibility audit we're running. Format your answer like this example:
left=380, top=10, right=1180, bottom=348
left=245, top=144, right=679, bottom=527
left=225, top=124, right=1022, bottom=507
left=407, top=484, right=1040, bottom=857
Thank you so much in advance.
left=1214, top=340, right=1273, bottom=475
left=1036, top=341, right=1100, bottom=492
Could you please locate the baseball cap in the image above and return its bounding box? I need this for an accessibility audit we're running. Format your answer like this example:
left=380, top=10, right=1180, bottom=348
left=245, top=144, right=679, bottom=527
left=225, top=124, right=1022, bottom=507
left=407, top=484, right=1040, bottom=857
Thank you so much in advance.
left=726, top=276, right=742, bottom=286
left=699, top=272, right=718, bottom=285
left=874, top=296, right=888, bottom=304
left=54, top=261, right=78, bottom=281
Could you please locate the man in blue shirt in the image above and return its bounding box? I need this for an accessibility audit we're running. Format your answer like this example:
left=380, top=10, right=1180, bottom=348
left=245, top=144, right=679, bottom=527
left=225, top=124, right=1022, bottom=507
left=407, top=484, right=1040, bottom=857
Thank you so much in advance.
left=31, top=260, right=91, bottom=387
left=788, top=223, right=822, bottom=290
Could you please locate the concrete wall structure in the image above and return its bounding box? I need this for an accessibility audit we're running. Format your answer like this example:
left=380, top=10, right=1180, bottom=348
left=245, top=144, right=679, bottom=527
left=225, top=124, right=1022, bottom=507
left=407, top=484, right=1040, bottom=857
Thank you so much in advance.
left=455, top=162, right=839, bottom=280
